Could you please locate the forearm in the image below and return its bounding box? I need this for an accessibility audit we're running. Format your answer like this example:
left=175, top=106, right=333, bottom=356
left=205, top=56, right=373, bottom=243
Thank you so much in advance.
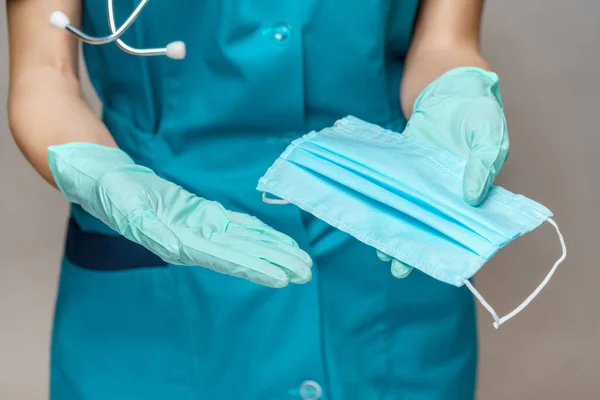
left=401, top=45, right=489, bottom=118
left=8, top=68, right=117, bottom=188
left=400, top=0, right=490, bottom=118
left=7, top=0, right=117, bottom=188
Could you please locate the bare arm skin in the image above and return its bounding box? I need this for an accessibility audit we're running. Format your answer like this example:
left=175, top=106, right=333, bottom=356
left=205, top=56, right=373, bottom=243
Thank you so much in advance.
left=6, top=0, right=117, bottom=188
left=400, top=0, right=490, bottom=118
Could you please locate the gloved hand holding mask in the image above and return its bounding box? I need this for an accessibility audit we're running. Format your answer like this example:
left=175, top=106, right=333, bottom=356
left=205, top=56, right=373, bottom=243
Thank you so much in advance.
left=382, top=66, right=510, bottom=279
left=48, top=144, right=313, bottom=288
left=257, top=73, right=565, bottom=328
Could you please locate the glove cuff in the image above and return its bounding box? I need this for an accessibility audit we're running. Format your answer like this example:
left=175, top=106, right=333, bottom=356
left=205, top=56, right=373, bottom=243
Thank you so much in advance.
left=412, top=66, right=504, bottom=114
left=48, top=143, right=138, bottom=205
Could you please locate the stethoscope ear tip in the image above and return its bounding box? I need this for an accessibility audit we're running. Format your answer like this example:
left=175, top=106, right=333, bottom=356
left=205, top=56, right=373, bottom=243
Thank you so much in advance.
left=50, top=10, right=70, bottom=30
left=166, top=41, right=186, bottom=60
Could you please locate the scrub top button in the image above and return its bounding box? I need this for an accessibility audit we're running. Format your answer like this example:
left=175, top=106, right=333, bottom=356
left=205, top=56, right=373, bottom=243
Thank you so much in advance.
left=299, top=380, right=323, bottom=399
left=271, top=22, right=291, bottom=43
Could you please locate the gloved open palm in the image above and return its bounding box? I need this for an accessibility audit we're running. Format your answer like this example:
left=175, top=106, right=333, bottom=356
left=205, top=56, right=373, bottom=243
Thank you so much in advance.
left=48, top=144, right=313, bottom=288
left=384, top=67, right=510, bottom=279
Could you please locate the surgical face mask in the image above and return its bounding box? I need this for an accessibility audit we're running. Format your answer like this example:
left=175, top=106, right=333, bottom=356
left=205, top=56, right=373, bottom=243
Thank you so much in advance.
left=257, top=116, right=566, bottom=329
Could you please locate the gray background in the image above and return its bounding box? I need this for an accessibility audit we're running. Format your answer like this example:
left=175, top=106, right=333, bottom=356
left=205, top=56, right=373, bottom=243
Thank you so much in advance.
left=1, top=1, right=598, bottom=398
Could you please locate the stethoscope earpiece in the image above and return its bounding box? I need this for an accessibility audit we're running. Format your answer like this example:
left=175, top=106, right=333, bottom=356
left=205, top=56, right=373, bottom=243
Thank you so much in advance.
left=50, top=0, right=186, bottom=60
left=50, top=11, right=70, bottom=30
left=166, top=41, right=186, bottom=60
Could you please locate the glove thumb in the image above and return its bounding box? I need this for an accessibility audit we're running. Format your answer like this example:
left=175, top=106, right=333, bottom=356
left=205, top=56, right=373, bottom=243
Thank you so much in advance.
left=463, top=155, right=496, bottom=207
left=462, top=99, right=510, bottom=206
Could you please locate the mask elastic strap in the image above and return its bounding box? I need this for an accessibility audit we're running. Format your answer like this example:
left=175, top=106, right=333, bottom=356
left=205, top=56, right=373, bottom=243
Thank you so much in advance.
left=262, top=192, right=290, bottom=205
left=464, top=218, right=566, bottom=329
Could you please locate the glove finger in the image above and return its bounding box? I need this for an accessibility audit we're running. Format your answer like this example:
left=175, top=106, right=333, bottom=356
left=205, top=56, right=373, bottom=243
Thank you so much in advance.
left=391, top=259, right=414, bottom=279
left=125, top=209, right=182, bottom=263
left=227, top=212, right=300, bottom=248
left=376, top=250, right=392, bottom=262
left=179, top=241, right=291, bottom=288
left=175, top=222, right=311, bottom=286
left=223, top=225, right=313, bottom=267
left=377, top=251, right=413, bottom=279
left=215, top=234, right=312, bottom=284
left=227, top=223, right=301, bottom=251
left=175, top=230, right=293, bottom=288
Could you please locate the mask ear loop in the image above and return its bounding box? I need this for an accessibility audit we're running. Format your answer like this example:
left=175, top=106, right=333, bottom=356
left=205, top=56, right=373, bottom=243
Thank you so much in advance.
left=262, top=192, right=290, bottom=205
left=464, top=217, right=566, bottom=329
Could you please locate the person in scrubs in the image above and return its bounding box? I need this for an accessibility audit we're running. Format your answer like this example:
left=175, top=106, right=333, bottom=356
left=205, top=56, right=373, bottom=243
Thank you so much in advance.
left=7, top=0, right=509, bottom=399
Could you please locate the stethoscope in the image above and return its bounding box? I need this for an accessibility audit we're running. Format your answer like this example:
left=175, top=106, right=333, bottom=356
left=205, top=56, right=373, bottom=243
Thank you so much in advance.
left=50, top=0, right=186, bottom=60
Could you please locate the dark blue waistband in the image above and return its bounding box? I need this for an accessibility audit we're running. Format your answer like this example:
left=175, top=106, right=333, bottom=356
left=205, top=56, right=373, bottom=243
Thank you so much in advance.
left=65, top=218, right=168, bottom=270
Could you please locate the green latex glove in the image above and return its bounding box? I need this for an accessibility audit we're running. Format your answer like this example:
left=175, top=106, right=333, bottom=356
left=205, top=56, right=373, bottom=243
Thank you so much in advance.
left=406, top=66, right=510, bottom=205
left=376, top=251, right=413, bottom=279
left=382, top=66, right=510, bottom=279
left=48, top=143, right=313, bottom=288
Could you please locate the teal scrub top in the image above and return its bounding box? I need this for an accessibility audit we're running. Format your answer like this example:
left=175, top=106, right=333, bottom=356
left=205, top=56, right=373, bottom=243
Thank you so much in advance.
left=73, top=0, right=418, bottom=230
left=50, top=1, right=478, bottom=399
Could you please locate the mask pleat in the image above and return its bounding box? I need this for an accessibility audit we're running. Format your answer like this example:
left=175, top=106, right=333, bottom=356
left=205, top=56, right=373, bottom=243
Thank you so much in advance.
left=289, top=146, right=501, bottom=257
left=259, top=158, right=487, bottom=284
left=308, top=130, right=547, bottom=238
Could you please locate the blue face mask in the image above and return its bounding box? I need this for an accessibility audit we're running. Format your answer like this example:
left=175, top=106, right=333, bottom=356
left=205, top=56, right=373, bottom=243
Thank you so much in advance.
left=257, top=116, right=566, bottom=329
